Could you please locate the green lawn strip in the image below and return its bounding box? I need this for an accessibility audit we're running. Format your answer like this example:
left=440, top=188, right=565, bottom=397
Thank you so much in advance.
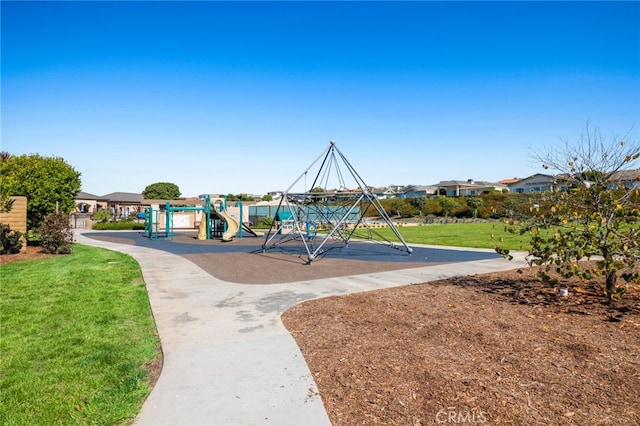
left=352, top=221, right=532, bottom=251
left=1, top=244, right=161, bottom=425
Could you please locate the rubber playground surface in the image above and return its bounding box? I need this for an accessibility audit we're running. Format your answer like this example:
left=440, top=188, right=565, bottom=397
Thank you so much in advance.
left=83, top=231, right=502, bottom=284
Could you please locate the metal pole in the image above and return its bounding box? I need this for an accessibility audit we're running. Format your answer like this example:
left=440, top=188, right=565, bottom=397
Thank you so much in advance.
left=238, top=200, right=243, bottom=238
left=165, top=201, right=172, bottom=240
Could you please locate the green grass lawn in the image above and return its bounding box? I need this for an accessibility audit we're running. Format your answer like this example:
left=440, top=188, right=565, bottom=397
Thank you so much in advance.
left=0, top=244, right=161, bottom=425
left=352, top=221, right=531, bottom=251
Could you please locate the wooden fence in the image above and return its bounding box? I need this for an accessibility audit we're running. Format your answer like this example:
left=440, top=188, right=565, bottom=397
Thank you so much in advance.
left=0, top=196, right=28, bottom=252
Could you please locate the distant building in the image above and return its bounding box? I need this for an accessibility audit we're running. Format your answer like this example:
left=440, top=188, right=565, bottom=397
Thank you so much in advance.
left=74, top=191, right=108, bottom=214
left=609, top=169, right=640, bottom=190
left=435, top=179, right=508, bottom=196
left=498, top=177, right=521, bottom=186
left=506, top=174, right=558, bottom=193
left=398, top=185, right=438, bottom=198
left=100, top=192, right=144, bottom=218
left=369, top=184, right=437, bottom=199
left=74, top=191, right=202, bottom=221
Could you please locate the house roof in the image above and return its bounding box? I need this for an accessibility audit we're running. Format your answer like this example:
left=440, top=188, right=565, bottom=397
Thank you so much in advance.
left=499, top=178, right=521, bottom=185
left=507, top=174, right=557, bottom=185
left=402, top=185, right=437, bottom=193
left=610, top=169, right=640, bottom=181
left=435, top=180, right=505, bottom=188
left=76, top=191, right=105, bottom=200
left=100, top=192, right=143, bottom=203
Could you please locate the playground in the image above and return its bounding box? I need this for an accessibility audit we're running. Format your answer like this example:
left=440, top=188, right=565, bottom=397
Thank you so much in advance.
left=84, top=230, right=501, bottom=284
left=93, top=142, right=502, bottom=283
left=142, top=195, right=260, bottom=242
left=91, top=141, right=501, bottom=288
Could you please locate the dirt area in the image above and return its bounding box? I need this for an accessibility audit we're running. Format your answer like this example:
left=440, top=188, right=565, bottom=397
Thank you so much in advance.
left=0, top=245, right=54, bottom=264
left=282, top=264, right=640, bottom=425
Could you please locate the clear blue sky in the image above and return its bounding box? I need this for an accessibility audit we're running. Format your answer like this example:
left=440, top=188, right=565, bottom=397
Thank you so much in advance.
left=2, top=1, right=639, bottom=197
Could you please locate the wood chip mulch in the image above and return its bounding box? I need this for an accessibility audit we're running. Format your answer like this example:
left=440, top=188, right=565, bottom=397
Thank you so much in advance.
left=282, top=265, right=640, bottom=425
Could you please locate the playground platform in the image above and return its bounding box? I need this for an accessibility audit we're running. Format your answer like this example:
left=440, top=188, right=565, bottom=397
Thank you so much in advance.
left=75, top=230, right=528, bottom=425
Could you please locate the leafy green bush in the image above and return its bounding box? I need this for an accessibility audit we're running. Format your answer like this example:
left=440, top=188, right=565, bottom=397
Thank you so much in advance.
left=1, top=154, right=81, bottom=229
left=92, top=222, right=145, bottom=230
left=25, top=229, right=41, bottom=246
left=258, top=216, right=274, bottom=228
left=0, top=224, right=23, bottom=255
left=39, top=212, right=73, bottom=254
left=93, top=209, right=113, bottom=222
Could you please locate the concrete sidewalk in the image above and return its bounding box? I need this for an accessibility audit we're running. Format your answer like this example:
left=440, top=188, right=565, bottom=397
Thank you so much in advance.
left=74, top=231, right=527, bottom=426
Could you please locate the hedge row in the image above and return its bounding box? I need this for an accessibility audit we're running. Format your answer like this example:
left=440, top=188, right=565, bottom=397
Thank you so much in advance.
left=92, top=222, right=146, bottom=231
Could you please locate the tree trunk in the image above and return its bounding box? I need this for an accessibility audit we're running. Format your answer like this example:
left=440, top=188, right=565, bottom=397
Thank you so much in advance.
left=605, top=270, right=617, bottom=299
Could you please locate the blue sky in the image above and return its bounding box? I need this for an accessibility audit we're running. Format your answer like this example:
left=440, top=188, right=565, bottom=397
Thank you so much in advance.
left=2, top=1, right=639, bottom=197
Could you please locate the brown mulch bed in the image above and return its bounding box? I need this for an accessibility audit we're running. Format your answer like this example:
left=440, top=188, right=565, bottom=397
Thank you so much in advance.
left=282, top=265, right=640, bottom=425
left=0, top=245, right=54, bottom=264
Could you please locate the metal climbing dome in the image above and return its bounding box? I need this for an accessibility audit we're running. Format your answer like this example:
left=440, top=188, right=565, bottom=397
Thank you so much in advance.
left=261, top=141, right=413, bottom=262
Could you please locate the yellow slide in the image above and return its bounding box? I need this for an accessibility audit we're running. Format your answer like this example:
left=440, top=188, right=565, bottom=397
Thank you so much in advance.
left=216, top=209, right=239, bottom=242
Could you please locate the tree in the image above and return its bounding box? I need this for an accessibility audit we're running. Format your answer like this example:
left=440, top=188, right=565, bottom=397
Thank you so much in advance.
left=142, top=182, right=181, bottom=200
left=0, top=194, right=15, bottom=215
left=386, top=197, right=405, bottom=217
left=0, top=154, right=81, bottom=230
left=466, top=197, right=483, bottom=219
left=501, top=124, right=640, bottom=299
left=0, top=153, right=15, bottom=213
left=409, top=196, right=428, bottom=216
left=226, top=193, right=254, bottom=202
left=437, top=196, right=459, bottom=218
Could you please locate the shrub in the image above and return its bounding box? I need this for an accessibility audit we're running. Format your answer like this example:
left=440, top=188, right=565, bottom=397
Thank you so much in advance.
left=0, top=224, right=23, bottom=255
left=39, top=212, right=73, bottom=254
left=25, top=229, right=41, bottom=246
left=258, top=216, right=274, bottom=228
left=93, top=209, right=113, bottom=223
left=92, top=222, right=145, bottom=230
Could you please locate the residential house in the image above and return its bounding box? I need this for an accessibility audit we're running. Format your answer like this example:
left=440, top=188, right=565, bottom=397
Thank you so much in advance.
left=101, top=192, right=144, bottom=219
left=74, top=191, right=108, bottom=214
left=73, top=191, right=210, bottom=228
left=609, top=169, right=640, bottom=190
left=499, top=177, right=521, bottom=186
left=370, top=186, right=399, bottom=199
left=435, top=179, right=508, bottom=197
left=369, top=184, right=437, bottom=199
left=398, top=185, right=438, bottom=198
left=506, top=174, right=562, bottom=193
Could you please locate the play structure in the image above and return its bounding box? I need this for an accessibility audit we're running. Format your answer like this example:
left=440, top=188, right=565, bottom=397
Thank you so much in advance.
left=261, top=141, right=412, bottom=262
left=143, top=195, right=261, bottom=241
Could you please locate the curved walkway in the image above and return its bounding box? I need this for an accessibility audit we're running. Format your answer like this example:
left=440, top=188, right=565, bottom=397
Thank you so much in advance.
left=74, top=230, right=528, bottom=426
